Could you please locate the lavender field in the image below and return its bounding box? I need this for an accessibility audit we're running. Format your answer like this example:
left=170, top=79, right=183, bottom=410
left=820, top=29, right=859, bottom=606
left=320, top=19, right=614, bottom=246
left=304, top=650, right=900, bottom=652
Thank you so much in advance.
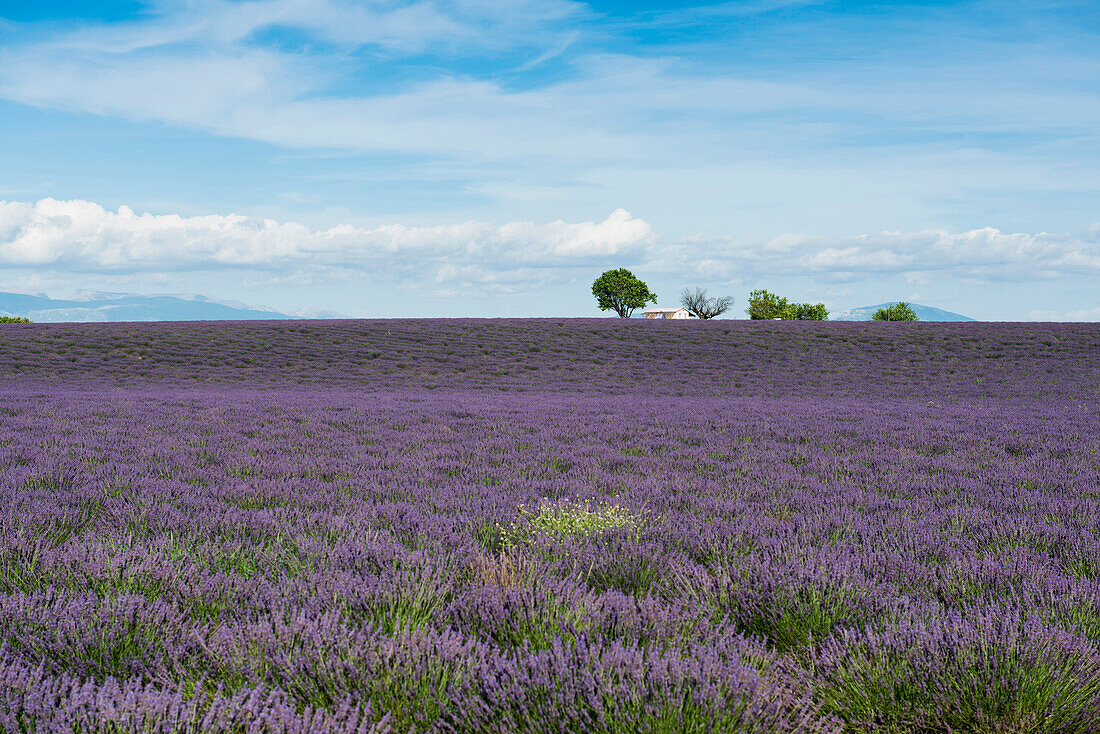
left=2, top=319, right=1099, bottom=733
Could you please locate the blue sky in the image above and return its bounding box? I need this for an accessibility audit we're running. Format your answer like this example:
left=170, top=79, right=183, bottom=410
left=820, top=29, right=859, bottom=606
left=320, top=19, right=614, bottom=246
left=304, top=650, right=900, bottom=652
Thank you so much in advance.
left=0, top=0, right=1097, bottom=319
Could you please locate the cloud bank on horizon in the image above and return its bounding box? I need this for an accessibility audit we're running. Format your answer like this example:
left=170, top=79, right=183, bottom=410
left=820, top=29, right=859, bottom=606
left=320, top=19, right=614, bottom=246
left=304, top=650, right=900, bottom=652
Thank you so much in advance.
left=0, top=0, right=1097, bottom=319
left=4, top=197, right=1096, bottom=291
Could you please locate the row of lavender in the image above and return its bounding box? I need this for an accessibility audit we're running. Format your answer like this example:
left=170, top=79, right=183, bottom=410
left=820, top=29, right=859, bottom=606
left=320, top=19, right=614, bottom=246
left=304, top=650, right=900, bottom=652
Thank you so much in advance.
left=1, top=321, right=1099, bottom=732
left=3, top=388, right=1100, bottom=731
left=0, top=319, right=1097, bottom=398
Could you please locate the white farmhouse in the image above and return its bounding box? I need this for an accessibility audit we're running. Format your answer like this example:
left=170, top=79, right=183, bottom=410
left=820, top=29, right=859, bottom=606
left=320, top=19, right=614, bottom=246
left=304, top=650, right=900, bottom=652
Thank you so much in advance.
left=643, top=307, right=691, bottom=320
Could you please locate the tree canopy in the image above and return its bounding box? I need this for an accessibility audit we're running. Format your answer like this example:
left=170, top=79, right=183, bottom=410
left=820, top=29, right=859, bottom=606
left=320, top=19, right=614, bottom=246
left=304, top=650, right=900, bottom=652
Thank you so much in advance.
left=787, top=302, right=829, bottom=321
left=872, top=302, right=918, bottom=321
left=745, top=289, right=789, bottom=320
left=746, top=290, right=828, bottom=320
left=591, top=269, right=658, bottom=318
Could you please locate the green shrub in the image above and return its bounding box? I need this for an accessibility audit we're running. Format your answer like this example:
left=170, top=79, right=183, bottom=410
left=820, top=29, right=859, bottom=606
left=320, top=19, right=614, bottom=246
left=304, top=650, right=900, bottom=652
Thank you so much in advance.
left=871, top=302, right=918, bottom=321
left=0, top=316, right=32, bottom=323
left=746, top=289, right=790, bottom=320
left=787, top=302, right=829, bottom=320
left=746, top=291, right=828, bottom=320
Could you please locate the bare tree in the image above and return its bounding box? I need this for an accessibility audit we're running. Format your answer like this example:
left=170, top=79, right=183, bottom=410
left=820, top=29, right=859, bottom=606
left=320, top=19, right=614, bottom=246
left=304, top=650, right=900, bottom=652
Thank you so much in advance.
left=680, top=288, right=733, bottom=319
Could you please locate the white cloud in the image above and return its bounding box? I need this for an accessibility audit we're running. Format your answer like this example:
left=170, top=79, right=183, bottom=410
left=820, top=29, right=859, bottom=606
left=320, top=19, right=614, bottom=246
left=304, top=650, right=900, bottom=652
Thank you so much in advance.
left=1027, top=305, right=1100, bottom=322
left=658, top=227, right=1100, bottom=282
left=2, top=0, right=1098, bottom=249
left=2, top=199, right=1096, bottom=294
left=0, top=199, right=652, bottom=283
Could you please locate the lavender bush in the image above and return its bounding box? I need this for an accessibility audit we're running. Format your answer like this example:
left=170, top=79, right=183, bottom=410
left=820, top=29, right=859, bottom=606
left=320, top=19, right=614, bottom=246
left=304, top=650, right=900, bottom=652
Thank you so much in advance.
left=0, top=319, right=1097, bottom=732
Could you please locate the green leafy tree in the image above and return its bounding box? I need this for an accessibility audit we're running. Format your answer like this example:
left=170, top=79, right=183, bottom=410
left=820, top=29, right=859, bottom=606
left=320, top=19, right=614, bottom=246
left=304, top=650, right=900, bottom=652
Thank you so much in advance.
left=0, top=316, right=31, bottom=324
left=788, top=302, right=829, bottom=320
left=591, top=269, right=657, bottom=318
left=871, top=302, right=918, bottom=321
left=746, top=291, right=829, bottom=320
left=746, top=289, right=791, bottom=320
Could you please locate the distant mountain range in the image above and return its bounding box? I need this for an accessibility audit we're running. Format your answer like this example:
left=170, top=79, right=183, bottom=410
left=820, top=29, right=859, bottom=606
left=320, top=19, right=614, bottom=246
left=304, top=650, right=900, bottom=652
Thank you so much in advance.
left=833, top=302, right=975, bottom=321
left=0, top=291, right=345, bottom=322
left=1, top=291, right=974, bottom=323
